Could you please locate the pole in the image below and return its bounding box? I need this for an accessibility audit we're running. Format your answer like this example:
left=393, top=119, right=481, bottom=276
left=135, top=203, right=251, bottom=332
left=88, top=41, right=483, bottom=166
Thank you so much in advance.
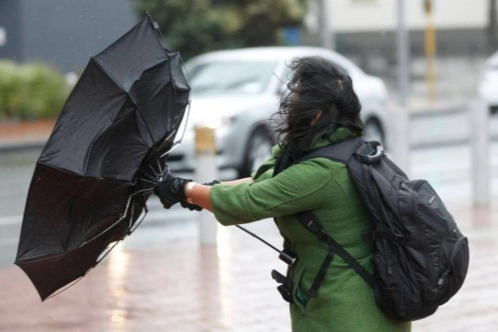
left=319, top=0, right=334, bottom=50
left=472, top=100, right=490, bottom=206
left=424, top=0, right=437, bottom=100
left=488, top=0, right=498, bottom=54
left=390, top=0, right=411, bottom=175
left=195, top=126, right=218, bottom=245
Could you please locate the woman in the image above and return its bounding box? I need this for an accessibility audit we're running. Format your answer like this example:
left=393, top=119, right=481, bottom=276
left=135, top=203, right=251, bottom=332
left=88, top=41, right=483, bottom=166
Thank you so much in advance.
left=155, top=56, right=411, bottom=331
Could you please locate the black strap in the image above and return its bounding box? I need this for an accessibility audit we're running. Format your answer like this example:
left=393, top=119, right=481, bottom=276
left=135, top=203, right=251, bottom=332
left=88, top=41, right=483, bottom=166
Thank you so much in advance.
left=295, top=137, right=365, bottom=165
left=296, top=211, right=375, bottom=290
left=271, top=270, right=294, bottom=303
left=308, top=245, right=335, bottom=297
left=361, top=230, right=409, bottom=245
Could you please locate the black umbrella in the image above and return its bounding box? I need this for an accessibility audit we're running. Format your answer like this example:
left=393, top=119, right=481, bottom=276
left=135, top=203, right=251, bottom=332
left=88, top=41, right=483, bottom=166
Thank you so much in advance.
left=15, top=14, right=190, bottom=301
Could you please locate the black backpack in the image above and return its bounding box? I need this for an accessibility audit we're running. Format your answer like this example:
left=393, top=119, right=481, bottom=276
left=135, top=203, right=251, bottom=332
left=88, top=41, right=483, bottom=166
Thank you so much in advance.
left=292, top=137, right=469, bottom=321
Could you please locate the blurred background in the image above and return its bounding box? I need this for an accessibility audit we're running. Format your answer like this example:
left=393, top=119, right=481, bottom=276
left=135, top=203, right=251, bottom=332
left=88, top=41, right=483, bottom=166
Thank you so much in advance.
left=1, top=0, right=496, bottom=102
left=1, top=1, right=497, bottom=331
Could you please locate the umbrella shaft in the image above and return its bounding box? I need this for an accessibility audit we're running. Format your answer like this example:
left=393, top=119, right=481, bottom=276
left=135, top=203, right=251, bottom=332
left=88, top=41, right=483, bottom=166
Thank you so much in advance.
left=235, top=225, right=281, bottom=253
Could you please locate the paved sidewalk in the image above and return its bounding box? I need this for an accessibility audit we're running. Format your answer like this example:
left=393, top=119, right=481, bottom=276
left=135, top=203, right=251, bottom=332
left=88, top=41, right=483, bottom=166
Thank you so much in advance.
left=1, top=200, right=498, bottom=332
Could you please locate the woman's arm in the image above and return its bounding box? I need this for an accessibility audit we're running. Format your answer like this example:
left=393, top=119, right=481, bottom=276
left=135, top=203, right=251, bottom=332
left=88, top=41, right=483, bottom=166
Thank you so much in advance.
left=220, top=177, right=253, bottom=185
left=184, top=182, right=213, bottom=211
left=183, top=177, right=253, bottom=212
left=207, top=158, right=338, bottom=225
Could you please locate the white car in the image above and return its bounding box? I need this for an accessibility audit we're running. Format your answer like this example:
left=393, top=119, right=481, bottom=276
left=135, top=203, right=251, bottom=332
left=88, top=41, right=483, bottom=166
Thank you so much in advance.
left=478, top=50, right=498, bottom=114
left=168, top=46, right=388, bottom=178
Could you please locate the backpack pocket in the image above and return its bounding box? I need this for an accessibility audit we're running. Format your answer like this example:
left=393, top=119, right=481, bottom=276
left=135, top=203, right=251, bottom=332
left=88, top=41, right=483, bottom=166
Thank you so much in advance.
left=438, top=233, right=470, bottom=304
left=373, top=253, right=407, bottom=319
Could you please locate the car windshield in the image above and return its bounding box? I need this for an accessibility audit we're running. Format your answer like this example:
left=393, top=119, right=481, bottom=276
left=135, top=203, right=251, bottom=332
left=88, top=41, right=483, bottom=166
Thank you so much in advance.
left=186, top=61, right=278, bottom=95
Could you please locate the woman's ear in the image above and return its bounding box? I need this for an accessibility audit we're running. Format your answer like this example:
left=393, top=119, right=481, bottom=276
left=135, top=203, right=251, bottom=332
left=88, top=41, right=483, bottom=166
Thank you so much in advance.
left=311, top=110, right=323, bottom=125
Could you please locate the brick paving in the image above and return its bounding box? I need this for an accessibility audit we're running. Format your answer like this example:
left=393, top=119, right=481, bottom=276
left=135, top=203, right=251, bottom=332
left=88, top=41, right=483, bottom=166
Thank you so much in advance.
left=0, top=120, right=498, bottom=331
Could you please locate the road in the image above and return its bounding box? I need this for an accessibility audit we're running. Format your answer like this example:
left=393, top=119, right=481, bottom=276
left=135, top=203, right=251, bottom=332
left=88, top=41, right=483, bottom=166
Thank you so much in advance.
left=1, top=109, right=498, bottom=269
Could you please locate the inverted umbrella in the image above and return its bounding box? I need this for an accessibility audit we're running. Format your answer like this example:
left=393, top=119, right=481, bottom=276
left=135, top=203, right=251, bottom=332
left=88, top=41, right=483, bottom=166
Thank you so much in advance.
left=15, top=14, right=190, bottom=301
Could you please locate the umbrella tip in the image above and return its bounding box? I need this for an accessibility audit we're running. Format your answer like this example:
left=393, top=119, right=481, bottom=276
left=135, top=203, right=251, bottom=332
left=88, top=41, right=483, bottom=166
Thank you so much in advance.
left=145, top=12, right=159, bottom=30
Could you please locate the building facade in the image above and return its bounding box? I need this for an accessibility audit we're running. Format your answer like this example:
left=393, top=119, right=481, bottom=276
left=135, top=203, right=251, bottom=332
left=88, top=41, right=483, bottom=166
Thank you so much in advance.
left=0, top=0, right=137, bottom=73
left=305, top=0, right=496, bottom=99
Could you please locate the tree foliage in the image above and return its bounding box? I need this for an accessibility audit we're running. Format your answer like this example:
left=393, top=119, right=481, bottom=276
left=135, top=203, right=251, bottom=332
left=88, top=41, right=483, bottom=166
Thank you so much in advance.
left=0, top=61, right=70, bottom=120
left=132, top=0, right=306, bottom=59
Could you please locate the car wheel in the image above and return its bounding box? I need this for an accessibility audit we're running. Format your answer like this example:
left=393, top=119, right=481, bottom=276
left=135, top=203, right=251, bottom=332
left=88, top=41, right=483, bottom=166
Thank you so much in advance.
left=239, top=127, right=273, bottom=178
left=363, top=118, right=385, bottom=147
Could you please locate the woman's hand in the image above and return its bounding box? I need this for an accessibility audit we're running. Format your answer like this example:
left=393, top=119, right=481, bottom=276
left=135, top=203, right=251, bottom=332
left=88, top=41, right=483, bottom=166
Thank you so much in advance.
left=154, top=173, right=192, bottom=209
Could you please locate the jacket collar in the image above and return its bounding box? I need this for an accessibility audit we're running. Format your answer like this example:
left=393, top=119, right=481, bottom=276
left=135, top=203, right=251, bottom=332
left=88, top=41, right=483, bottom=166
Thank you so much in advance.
left=310, top=127, right=358, bottom=150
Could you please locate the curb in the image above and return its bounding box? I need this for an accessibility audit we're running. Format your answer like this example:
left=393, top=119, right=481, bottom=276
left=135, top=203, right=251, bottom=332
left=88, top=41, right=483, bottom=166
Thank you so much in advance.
left=0, top=140, right=46, bottom=153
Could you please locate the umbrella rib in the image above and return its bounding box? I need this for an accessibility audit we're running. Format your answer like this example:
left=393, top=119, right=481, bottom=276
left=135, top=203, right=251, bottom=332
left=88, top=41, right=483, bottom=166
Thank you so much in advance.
left=129, top=207, right=148, bottom=234
left=160, top=103, right=191, bottom=159
left=137, top=177, right=157, bottom=185
left=94, top=39, right=189, bottom=177
left=92, top=56, right=127, bottom=92
left=44, top=238, right=122, bottom=300
left=43, top=275, right=86, bottom=301
left=78, top=184, right=149, bottom=247
left=77, top=195, right=132, bottom=247
left=94, top=239, right=121, bottom=264
left=90, top=57, right=168, bottom=178
left=135, top=57, right=181, bottom=174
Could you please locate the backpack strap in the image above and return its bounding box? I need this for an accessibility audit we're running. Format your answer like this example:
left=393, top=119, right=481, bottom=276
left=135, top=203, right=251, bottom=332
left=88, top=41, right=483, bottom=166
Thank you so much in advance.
left=295, top=137, right=365, bottom=165
left=296, top=211, right=376, bottom=291
left=287, top=137, right=378, bottom=297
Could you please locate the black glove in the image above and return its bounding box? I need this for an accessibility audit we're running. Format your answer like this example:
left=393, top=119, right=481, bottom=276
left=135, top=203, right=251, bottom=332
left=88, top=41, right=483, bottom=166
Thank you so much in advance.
left=204, top=180, right=221, bottom=186
left=180, top=200, right=203, bottom=211
left=154, top=172, right=192, bottom=209
left=178, top=179, right=221, bottom=211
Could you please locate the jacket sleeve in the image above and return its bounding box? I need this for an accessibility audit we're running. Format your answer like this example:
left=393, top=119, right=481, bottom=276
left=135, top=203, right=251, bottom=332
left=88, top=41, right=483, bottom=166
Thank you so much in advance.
left=251, top=144, right=279, bottom=181
left=211, top=158, right=346, bottom=225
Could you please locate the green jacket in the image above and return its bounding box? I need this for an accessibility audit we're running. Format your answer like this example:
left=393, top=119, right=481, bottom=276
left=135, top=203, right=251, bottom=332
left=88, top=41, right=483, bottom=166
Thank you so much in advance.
left=210, top=128, right=411, bottom=332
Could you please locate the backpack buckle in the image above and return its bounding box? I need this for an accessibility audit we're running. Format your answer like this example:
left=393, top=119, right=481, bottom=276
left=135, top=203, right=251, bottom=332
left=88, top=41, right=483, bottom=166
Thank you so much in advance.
left=271, top=270, right=294, bottom=303
left=316, top=229, right=328, bottom=241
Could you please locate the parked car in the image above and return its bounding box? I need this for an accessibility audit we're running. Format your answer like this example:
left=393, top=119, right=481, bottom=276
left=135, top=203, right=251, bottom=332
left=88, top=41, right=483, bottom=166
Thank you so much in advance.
left=167, top=46, right=388, bottom=178
left=478, top=50, right=498, bottom=114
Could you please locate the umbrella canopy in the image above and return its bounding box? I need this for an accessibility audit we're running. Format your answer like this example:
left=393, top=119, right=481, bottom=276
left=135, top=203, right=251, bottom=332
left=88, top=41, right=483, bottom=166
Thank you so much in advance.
left=15, top=14, right=190, bottom=301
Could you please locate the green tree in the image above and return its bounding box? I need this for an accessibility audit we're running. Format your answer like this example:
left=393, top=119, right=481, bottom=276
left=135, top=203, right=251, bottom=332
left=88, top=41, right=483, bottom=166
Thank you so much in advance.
left=132, top=0, right=306, bottom=60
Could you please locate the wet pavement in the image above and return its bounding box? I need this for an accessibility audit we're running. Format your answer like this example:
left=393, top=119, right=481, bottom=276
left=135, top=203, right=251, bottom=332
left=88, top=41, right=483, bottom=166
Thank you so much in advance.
left=1, top=199, right=498, bottom=332
left=1, top=119, right=498, bottom=331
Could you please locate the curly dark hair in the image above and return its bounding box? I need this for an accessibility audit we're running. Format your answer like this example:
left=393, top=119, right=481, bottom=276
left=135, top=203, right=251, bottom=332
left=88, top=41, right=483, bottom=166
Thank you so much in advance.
left=273, top=56, right=364, bottom=153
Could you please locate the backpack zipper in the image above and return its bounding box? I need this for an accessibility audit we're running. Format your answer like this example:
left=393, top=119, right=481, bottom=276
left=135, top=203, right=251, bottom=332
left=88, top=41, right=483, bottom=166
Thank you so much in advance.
left=437, top=235, right=467, bottom=286
left=411, top=180, right=437, bottom=286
